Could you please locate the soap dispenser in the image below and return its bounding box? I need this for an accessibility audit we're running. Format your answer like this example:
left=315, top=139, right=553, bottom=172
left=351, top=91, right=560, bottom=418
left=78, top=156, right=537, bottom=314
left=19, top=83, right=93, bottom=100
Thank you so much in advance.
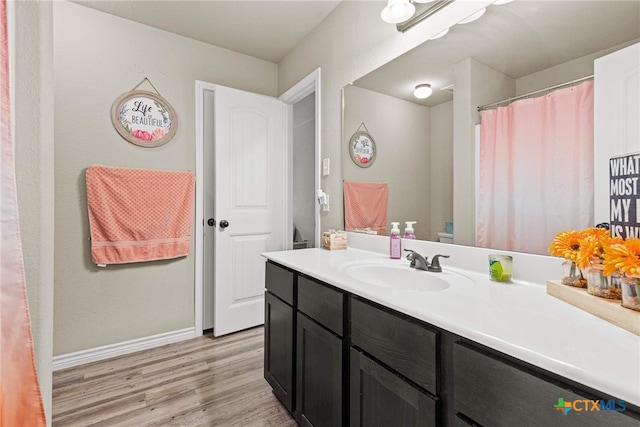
left=390, top=222, right=401, bottom=259
left=404, top=221, right=416, bottom=239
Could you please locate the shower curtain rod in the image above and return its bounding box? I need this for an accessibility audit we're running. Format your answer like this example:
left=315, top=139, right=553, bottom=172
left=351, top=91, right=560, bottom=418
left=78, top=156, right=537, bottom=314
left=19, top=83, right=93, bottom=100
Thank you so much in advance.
left=477, top=74, right=594, bottom=112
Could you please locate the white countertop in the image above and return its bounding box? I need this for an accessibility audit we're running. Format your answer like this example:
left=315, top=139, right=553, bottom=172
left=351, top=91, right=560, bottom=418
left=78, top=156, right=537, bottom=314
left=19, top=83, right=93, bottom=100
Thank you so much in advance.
left=262, top=247, right=640, bottom=407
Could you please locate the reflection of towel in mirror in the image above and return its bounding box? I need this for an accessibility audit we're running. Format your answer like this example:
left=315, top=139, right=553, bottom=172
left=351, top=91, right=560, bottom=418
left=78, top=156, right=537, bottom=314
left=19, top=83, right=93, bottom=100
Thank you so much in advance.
left=86, top=165, right=195, bottom=266
left=343, top=181, right=388, bottom=236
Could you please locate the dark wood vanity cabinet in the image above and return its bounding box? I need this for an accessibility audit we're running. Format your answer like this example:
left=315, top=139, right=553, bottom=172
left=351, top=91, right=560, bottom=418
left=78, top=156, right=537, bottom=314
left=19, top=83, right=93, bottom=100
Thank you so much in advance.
left=264, top=262, right=296, bottom=413
left=295, top=276, right=347, bottom=427
left=264, top=261, right=640, bottom=427
left=350, top=348, right=437, bottom=427
left=350, top=297, right=439, bottom=427
left=453, top=342, right=640, bottom=427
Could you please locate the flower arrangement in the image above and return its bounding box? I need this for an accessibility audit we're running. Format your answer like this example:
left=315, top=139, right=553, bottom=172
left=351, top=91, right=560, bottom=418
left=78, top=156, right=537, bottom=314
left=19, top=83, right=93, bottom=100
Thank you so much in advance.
left=548, top=229, right=589, bottom=287
left=550, top=228, right=639, bottom=309
left=602, top=238, right=640, bottom=311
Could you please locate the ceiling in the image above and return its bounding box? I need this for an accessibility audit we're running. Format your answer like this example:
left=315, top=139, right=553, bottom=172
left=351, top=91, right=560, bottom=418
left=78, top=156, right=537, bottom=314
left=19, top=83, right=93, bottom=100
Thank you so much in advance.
left=354, top=0, right=640, bottom=107
left=70, top=0, right=640, bottom=104
left=71, top=0, right=343, bottom=63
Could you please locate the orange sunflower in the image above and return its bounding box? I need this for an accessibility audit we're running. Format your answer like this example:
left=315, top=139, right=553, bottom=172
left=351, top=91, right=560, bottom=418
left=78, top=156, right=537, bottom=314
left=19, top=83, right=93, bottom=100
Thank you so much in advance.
left=575, top=227, right=613, bottom=269
left=603, top=238, right=640, bottom=277
left=548, top=230, right=585, bottom=262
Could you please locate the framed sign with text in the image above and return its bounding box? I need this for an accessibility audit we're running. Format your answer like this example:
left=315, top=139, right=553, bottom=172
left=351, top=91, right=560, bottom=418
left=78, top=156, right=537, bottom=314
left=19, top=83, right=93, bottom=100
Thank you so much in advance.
left=349, top=127, right=377, bottom=168
left=609, top=152, right=640, bottom=239
left=111, top=88, right=178, bottom=147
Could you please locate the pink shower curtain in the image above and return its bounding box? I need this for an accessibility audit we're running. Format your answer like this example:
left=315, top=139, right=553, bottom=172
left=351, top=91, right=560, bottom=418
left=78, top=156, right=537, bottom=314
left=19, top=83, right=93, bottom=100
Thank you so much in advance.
left=0, top=0, right=47, bottom=424
left=477, top=81, right=594, bottom=255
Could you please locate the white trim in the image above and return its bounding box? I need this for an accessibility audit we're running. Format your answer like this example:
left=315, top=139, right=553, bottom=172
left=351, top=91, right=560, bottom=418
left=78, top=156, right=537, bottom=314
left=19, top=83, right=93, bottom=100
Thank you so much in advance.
left=278, top=68, right=322, bottom=248
left=52, top=327, right=197, bottom=371
left=194, top=80, right=218, bottom=335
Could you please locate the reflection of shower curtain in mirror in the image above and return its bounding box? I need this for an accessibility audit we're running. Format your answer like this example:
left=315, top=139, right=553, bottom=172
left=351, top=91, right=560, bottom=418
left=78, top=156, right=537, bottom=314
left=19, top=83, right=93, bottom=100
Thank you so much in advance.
left=477, top=81, right=594, bottom=255
left=0, top=0, right=47, bottom=424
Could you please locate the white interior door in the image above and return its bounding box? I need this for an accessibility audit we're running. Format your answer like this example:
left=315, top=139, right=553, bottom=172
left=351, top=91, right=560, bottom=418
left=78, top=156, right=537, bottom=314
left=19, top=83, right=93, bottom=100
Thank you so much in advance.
left=213, top=85, right=286, bottom=336
left=594, top=42, right=640, bottom=223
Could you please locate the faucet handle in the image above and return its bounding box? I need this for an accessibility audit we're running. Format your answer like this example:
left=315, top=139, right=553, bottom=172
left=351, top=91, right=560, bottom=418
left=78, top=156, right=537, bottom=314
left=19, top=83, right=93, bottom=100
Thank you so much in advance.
left=428, top=254, right=450, bottom=272
left=403, top=249, right=416, bottom=267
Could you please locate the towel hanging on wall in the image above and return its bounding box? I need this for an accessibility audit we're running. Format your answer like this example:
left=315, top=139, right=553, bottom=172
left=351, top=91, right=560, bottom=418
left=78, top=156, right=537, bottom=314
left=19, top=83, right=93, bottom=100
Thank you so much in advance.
left=343, top=180, right=389, bottom=235
left=86, top=165, right=195, bottom=266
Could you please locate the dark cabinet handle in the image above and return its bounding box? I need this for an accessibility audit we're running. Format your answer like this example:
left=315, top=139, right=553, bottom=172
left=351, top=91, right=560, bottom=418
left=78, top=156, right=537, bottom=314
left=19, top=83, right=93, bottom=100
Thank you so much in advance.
left=207, top=218, right=215, bottom=227
left=219, top=220, right=230, bottom=229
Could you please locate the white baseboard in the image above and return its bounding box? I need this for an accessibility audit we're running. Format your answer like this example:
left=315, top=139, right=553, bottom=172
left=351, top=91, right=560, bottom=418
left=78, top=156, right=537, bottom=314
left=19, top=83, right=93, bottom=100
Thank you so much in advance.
left=52, top=327, right=198, bottom=371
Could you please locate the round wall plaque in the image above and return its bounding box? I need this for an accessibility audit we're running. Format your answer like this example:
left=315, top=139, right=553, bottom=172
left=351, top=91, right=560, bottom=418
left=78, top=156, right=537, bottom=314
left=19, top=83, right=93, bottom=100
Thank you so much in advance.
left=349, top=131, right=376, bottom=168
left=111, top=90, right=178, bottom=147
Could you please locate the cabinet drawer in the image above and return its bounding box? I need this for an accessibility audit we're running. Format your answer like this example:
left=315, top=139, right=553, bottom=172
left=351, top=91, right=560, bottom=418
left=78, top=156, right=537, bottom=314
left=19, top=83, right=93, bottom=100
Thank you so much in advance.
left=350, top=348, right=438, bottom=427
left=453, top=342, right=639, bottom=427
left=298, top=276, right=345, bottom=337
left=350, top=298, right=438, bottom=394
left=265, top=262, right=295, bottom=305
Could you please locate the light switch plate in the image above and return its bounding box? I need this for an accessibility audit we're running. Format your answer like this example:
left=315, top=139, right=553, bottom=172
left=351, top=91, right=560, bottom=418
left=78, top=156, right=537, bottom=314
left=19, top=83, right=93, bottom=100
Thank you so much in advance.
left=322, top=158, right=330, bottom=176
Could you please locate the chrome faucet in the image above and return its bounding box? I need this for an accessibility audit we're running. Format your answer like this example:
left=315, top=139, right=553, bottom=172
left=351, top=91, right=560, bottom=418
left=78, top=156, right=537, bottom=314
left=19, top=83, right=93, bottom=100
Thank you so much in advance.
left=404, top=250, right=450, bottom=272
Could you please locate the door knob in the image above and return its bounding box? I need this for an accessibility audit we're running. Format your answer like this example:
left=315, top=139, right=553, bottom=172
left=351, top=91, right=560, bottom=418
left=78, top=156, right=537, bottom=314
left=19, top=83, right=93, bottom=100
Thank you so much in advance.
left=219, top=220, right=230, bottom=229
left=207, top=218, right=215, bottom=227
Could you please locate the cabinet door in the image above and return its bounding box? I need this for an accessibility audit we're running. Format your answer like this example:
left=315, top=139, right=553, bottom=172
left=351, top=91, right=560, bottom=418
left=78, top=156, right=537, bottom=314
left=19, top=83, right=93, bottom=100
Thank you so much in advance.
left=264, top=292, right=295, bottom=412
left=350, top=348, right=438, bottom=427
left=296, top=313, right=344, bottom=427
left=454, top=342, right=639, bottom=427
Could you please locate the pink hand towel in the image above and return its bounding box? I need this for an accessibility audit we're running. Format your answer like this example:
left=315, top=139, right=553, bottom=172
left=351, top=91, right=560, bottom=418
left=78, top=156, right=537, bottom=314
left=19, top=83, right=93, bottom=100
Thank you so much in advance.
left=86, top=165, right=195, bottom=265
left=343, top=181, right=388, bottom=235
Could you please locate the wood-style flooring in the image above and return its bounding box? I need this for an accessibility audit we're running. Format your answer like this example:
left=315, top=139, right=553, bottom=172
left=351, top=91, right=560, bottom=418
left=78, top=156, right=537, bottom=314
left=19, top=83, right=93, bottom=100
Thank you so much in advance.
left=52, top=327, right=297, bottom=427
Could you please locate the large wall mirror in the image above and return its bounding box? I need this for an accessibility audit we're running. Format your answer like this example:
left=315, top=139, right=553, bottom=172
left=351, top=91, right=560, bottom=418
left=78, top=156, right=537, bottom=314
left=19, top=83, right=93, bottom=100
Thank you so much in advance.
left=342, top=0, right=640, bottom=254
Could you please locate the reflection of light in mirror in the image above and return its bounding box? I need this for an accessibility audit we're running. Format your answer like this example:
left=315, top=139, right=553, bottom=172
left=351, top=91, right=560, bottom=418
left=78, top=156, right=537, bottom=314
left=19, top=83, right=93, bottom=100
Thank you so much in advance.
left=381, top=0, right=416, bottom=24
left=430, top=27, right=449, bottom=40
left=414, top=0, right=437, bottom=3
left=458, top=7, right=486, bottom=24
left=414, top=84, right=433, bottom=99
left=492, top=0, right=514, bottom=4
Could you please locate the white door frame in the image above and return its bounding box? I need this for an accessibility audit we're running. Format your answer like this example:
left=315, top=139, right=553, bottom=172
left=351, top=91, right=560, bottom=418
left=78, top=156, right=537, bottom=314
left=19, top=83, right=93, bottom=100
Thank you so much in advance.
left=279, top=68, right=322, bottom=249
left=193, top=68, right=321, bottom=333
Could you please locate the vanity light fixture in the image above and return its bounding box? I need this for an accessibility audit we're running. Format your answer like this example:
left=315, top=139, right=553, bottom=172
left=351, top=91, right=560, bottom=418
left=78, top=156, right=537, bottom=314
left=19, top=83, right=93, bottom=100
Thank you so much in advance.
left=413, top=0, right=436, bottom=3
left=458, top=7, right=486, bottom=24
left=414, top=84, right=433, bottom=99
left=381, top=0, right=416, bottom=24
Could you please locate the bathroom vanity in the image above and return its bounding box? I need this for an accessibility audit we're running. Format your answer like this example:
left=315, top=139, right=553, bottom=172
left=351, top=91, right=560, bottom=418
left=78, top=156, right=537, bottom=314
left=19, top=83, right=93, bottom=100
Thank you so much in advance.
left=263, top=242, right=640, bottom=427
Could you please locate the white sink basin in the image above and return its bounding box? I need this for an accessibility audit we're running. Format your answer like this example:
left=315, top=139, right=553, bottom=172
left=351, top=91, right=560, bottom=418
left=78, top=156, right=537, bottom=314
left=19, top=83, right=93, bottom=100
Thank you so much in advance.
left=339, top=259, right=474, bottom=292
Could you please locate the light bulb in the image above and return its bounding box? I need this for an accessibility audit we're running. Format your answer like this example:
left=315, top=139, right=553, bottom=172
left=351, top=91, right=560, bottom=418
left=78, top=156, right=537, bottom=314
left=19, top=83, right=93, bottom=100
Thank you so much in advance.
left=381, top=0, right=416, bottom=24
left=414, top=84, right=433, bottom=99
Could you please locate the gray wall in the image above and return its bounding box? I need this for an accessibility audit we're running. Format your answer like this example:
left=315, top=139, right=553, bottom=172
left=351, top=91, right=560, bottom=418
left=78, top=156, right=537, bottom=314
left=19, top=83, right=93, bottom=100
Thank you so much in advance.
left=53, top=1, right=278, bottom=356
left=429, top=101, right=454, bottom=241
left=278, top=0, right=495, bottom=233
left=293, top=93, right=316, bottom=247
left=343, top=85, right=431, bottom=239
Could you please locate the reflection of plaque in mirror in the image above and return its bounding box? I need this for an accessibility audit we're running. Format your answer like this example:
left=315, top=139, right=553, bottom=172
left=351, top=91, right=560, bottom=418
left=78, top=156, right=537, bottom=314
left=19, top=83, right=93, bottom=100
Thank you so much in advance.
left=349, top=125, right=376, bottom=168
